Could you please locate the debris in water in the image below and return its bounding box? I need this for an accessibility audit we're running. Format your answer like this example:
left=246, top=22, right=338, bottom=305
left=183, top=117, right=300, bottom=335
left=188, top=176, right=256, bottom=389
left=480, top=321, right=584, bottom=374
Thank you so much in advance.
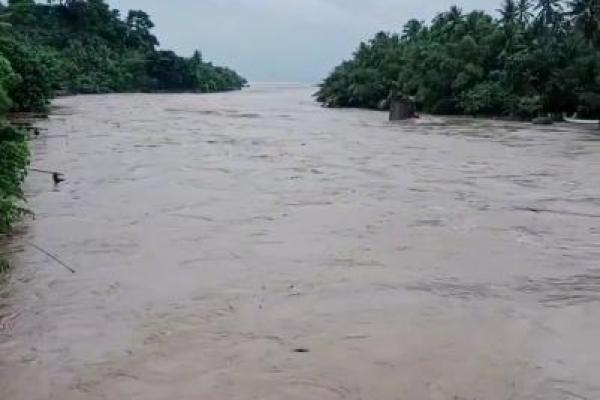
left=26, top=241, right=77, bottom=274
left=292, top=348, right=310, bottom=353
left=30, top=168, right=66, bottom=184
left=52, top=172, right=65, bottom=184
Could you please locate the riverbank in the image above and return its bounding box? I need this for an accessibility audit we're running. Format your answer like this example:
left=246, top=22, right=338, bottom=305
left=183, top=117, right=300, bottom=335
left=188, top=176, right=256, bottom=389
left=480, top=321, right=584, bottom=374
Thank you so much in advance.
left=0, top=0, right=246, bottom=269
left=317, top=1, right=600, bottom=119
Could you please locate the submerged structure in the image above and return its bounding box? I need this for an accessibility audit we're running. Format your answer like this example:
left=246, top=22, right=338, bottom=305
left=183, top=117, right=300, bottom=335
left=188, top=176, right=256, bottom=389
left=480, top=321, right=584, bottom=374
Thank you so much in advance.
left=389, top=98, right=417, bottom=121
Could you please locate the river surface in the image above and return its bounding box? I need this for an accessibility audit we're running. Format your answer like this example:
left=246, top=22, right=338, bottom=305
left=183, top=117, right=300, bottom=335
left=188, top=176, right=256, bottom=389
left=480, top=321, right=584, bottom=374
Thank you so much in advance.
left=1, top=84, right=600, bottom=400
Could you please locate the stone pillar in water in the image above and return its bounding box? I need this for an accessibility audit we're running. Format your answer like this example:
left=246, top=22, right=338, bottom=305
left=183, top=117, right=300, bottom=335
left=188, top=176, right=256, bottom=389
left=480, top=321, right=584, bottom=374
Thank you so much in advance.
left=389, top=98, right=416, bottom=121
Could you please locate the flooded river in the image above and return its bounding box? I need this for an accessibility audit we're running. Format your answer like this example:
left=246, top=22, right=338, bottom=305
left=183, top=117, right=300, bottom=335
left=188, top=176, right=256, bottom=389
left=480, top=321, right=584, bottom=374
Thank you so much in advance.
left=1, top=84, right=600, bottom=399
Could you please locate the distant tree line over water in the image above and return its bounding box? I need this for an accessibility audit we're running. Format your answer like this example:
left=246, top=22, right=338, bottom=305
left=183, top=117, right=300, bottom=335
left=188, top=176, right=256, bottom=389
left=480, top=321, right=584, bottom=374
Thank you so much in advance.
left=317, top=0, right=600, bottom=119
left=0, top=0, right=246, bottom=243
left=0, top=0, right=247, bottom=111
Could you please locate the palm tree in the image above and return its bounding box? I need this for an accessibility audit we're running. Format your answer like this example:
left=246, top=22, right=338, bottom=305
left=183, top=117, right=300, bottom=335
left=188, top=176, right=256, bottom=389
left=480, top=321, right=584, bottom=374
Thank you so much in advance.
left=433, top=5, right=463, bottom=26
left=516, top=0, right=534, bottom=25
left=568, top=0, right=600, bottom=44
left=402, top=19, right=423, bottom=40
left=499, top=0, right=523, bottom=57
left=448, top=5, right=463, bottom=23
left=499, top=0, right=518, bottom=26
left=535, top=0, right=564, bottom=28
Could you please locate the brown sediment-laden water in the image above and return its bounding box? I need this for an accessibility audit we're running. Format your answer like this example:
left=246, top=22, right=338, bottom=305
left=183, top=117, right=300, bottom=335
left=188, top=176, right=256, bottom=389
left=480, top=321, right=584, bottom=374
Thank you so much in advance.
left=1, top=84, right=600, bottom=399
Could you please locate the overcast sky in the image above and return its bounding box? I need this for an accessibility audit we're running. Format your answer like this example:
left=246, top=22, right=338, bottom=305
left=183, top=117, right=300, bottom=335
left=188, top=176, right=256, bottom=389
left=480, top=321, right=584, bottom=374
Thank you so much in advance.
left=109, top=0, right=500, bottom=83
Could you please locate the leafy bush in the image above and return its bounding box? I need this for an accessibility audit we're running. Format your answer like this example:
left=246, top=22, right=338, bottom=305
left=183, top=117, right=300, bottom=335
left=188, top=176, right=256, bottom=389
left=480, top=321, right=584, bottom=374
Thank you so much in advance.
left=0, top=54, right=18, bottom=114
left=0, top=52, right=30, bottom=233
left=515, top=95, right=543, bottom=118
left=0, top=121, right=29, bottom=233
left=0, top=36, right=59, bottom=112
left=459, top=81, right=510, bottom=115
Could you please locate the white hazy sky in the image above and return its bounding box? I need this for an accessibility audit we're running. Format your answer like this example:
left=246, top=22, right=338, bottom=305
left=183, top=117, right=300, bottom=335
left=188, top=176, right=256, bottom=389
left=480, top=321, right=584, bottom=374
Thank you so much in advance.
left=109, top=0, right=500, bottom=83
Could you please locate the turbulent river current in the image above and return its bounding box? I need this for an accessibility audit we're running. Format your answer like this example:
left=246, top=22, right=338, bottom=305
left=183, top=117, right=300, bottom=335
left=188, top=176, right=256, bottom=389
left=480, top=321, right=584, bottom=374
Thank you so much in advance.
left=1, top=84, right=600, bottom=399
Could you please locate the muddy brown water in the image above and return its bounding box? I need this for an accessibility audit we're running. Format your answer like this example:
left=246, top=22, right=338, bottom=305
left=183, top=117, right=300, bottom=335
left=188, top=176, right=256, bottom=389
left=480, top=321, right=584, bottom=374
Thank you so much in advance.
left=1, top=84, right=600, bottom=399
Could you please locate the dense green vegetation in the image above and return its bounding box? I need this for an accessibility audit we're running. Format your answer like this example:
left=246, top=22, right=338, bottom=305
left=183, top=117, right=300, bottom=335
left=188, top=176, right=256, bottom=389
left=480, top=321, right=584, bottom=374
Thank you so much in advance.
left=0, top=0, right=246, bottom=241
left=317, top=0, right=600, bottom=119
left=0, top=117, right=29, bottom=234
left=0, top=15, right=28, bottom=235
left=0, top=0, right=246, bottom=112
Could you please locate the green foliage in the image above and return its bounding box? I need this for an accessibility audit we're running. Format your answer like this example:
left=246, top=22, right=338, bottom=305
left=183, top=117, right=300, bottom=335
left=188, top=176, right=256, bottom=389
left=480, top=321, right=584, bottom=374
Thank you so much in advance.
left=516, top=94, right=544, bottom=116
left=0, top=121, right=29, bottom=233
left=0, top=49, right=30, bottom=233
left=317, top=0, right=600, bottom=118
left=459, top=81, right=511, bottom=114
left=0, top=0, right=246, bottom=106
left=0, top=36, right=60, bottom=111
left=0, top=54, right=17, bottom=114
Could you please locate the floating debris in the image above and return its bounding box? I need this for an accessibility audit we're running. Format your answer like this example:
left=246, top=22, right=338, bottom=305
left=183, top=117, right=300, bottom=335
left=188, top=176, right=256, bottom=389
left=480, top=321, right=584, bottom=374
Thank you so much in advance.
left=292, top=348, right=310, bottom=353
left=29, top=168, right=66, bottom=184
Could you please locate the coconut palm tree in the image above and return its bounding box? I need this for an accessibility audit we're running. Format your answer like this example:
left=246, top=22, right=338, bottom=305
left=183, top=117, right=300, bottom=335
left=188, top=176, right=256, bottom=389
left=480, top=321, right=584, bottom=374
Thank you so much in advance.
left=568, top=0, right=600, bottom=44
left=499, top=0, right=518, bottom=25
left=516, top=0, right=534, bottom=25
left=535, top=0, right=564, bottom=29
left=402, top=19, right=423, bottom=40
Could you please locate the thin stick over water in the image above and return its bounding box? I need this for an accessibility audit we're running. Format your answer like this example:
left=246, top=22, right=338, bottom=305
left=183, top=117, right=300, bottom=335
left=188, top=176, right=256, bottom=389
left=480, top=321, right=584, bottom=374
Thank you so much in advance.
left=30, top=168, right=61, bottom=175
left=26, top=241, right=77, bottom=274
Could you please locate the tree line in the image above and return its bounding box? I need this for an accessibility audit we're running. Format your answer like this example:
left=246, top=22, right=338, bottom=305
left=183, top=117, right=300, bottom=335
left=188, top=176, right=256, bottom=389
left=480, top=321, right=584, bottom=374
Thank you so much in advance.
left=317, top=0, right=600, bottom=119
left=0, top=0, right=246, bottom=239
left=1, top=0, right=247, bottom=111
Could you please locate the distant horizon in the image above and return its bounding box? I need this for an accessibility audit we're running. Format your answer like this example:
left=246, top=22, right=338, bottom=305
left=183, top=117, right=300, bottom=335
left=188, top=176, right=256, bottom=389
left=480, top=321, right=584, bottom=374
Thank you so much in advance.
left=246, top=81, right=320, bottom=86
left=109, top=0, right=499, bottom=83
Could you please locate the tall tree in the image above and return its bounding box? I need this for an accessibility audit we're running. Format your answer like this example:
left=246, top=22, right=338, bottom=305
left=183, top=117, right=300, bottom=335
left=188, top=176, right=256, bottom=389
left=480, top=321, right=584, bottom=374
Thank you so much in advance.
left=126, top=10, right=158, bottom=48
left=535, top=0, right=564, bottom=33
left=568, top=0, right=600, bottom=44
left=402, top=19, right=423, bottom=40
left=499, top=0, right=518, bottom=25
left=516, top=0, right=534, bottom=25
